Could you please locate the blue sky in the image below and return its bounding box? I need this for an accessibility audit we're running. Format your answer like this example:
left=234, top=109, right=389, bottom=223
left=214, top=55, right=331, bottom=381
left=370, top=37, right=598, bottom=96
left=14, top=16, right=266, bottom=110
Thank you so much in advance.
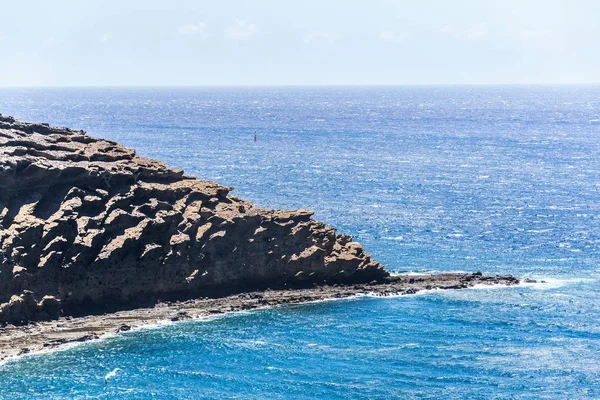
left=0, top=0, right=597, bottom=86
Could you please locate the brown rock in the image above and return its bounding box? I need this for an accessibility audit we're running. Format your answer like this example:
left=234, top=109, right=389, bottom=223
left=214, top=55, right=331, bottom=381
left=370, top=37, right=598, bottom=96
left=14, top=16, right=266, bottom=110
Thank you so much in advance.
left=0, top=115, right=387, bottom=324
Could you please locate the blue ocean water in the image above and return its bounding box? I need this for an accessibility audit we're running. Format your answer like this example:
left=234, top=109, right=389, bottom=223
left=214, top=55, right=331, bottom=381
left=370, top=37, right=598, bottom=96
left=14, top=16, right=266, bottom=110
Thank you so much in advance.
left=1, top=86, right=599, bottom=399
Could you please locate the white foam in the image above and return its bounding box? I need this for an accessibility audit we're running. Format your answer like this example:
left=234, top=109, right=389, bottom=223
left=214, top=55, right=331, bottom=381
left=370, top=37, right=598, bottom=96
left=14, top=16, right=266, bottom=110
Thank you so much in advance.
left=104, top=367, right=120, bottom=382
left=0, top=313, right=234, bottom=366
left=5, top=275, right=593, bottom=366
left=390, top=270, right=469, bottom=277
left=517, top=277, right=596, bottom=290
left=0, top=332, right=110, bottom=367
left=382, top=236, right=404, bottom=241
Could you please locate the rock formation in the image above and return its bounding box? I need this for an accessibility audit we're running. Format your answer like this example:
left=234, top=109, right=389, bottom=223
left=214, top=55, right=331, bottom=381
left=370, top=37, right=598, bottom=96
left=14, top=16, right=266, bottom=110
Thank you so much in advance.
left=0, top=115, right=387, bottom=324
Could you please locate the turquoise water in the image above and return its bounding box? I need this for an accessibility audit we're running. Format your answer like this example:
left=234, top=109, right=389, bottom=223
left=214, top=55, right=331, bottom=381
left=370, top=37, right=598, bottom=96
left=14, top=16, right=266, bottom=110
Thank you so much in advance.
left=1, top=86, right=599, bottom=399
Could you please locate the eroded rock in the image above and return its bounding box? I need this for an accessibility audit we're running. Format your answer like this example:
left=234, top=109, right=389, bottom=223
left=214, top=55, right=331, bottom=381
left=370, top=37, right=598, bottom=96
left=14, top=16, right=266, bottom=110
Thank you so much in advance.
left=0, top=115, right=387, bottom=324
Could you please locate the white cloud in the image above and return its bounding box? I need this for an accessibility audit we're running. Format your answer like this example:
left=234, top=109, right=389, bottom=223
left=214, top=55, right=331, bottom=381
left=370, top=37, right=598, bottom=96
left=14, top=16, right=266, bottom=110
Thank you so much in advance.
left=378, top=31, right=410, bottom=42
left=226, top=20, right=257, bottom=41
left=303, top=32, right=339, bottom=44
left=100, top=33, right=110, bottom=43
left=178, top=22, right=209, bottom=37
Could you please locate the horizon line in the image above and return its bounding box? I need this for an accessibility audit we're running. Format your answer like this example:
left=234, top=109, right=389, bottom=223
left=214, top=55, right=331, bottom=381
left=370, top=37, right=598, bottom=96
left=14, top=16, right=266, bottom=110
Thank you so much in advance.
left=0, top=83, right=599, bottom=89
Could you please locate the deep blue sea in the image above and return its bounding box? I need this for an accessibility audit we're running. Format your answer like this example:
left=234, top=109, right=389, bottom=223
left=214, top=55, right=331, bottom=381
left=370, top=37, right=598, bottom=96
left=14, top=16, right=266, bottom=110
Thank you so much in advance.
left=1, top=86, right=600, bottom=399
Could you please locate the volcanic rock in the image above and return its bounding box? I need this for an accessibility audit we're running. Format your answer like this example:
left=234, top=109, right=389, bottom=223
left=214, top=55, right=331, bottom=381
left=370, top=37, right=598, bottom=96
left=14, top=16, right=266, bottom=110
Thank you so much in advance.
left=0, top=115, right=387, bottom=324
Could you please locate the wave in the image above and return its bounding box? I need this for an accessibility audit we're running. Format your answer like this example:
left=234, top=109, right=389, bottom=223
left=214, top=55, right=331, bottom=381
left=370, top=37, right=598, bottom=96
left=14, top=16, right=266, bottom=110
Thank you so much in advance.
left=0, top=296, right=365, bottom=366
left=0, top=313, right=236, bottom=367
left=0, top=333, right=110, bottom=367
left=389, top=270, right=469, bottom=277
left=516, top=276, right=596, bottom=290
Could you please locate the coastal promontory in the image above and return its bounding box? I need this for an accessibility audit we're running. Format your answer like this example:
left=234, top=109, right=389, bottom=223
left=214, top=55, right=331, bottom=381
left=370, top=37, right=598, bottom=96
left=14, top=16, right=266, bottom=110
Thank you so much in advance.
left=0, top=115, right=386, bottom=324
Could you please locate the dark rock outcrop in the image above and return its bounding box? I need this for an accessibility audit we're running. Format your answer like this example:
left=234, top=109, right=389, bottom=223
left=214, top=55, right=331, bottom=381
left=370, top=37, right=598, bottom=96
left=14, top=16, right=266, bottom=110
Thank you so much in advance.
left=0, top=115, right=387, bottom=324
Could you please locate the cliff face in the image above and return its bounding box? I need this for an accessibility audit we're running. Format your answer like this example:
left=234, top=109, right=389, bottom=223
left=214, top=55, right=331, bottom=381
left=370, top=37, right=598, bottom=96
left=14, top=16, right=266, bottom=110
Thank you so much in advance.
left=0, top=115, right=386, bottom=324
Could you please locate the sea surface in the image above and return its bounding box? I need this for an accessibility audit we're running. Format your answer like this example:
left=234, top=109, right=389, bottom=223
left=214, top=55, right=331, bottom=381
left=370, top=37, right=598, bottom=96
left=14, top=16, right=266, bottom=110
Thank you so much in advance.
left=0, top=86, right=599, bottom=399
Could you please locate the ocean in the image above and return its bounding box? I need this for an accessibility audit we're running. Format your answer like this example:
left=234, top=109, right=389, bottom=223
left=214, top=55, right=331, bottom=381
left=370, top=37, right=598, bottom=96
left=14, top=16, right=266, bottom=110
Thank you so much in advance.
left=0, top=86, right=599, bottom=399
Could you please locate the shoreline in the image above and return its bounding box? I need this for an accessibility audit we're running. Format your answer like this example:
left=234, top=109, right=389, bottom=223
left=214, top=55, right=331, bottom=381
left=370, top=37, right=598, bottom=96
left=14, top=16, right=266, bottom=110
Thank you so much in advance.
left=0, top=273, right=519, bottom=362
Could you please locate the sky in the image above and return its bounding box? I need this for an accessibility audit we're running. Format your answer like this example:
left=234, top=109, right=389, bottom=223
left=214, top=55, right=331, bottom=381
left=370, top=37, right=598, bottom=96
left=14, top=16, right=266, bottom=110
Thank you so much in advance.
left=0, top=0, right=598, bottom=86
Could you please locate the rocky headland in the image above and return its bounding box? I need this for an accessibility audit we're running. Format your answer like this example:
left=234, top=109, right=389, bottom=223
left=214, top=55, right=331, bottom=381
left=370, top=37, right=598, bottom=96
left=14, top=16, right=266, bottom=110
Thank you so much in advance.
left=0, top=115, right=389, bottom=325
left=0, top=114, right=520, bottom=359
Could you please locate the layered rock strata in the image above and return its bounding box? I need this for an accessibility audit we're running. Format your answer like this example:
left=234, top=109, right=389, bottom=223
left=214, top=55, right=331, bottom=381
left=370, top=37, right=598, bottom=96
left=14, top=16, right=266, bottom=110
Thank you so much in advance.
left=0, top=115, right=386, bottom=324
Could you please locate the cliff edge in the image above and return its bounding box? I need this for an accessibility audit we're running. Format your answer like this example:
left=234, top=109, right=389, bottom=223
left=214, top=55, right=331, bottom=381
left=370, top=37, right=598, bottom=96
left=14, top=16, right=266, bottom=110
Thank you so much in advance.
left=0, top=115, right=387, bottom=324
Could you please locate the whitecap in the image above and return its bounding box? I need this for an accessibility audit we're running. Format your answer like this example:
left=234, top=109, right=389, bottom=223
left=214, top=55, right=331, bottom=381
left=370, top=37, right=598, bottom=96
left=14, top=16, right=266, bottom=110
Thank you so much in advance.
left=382, top=236, right=403, bottom=241
left=517, top=277, right=596, bottom=290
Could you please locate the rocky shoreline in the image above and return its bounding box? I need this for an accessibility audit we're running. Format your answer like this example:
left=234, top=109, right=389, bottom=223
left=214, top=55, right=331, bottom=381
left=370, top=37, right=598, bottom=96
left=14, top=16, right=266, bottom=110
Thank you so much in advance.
left=0, top=272, right=519, bottom=362
left=0, top=116, right=521, bottom=363
left=0, top=115, right=385, bottom=324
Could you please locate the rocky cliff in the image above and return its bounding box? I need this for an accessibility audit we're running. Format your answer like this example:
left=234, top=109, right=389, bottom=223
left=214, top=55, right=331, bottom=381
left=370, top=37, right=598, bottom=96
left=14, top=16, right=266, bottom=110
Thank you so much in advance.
left=0, top=115, right=387, bottom=324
